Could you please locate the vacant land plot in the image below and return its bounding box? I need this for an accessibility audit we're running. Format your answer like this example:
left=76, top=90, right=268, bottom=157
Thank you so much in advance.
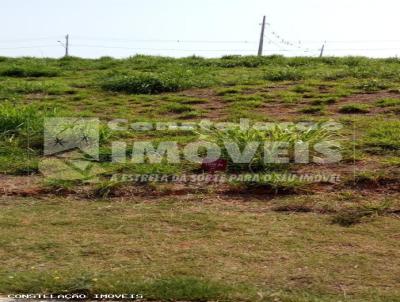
left=0, top=55, right=399, bottom=301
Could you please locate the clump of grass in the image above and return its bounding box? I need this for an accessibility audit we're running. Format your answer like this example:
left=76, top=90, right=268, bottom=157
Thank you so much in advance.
left=375, top=98, right=400, bottom=107
left=215, top=87, right=243, bottom=96
left=216, top=55, right=271, bottom=68
left=339, top=104, right=370, bottom=114
left=264, top=68, right=304, bottom=81
left=332, top=202, right=391, bottom=227
left=201, top=123, right=335, bottom=172
left=0, top=66, right=59, bottom=77
left=43, top=179, right=81, bottom=195
left=384, top=157, right=400, bottom=166
left=292, top=85, right=313, bottom=93
left=299, top=106, right=325, bottom=114
left=100, top=69, right=213, bottom=94
left=0, top=142, right=39, bottom=174
left=0, top=102, right=45, bottom=137
left=355, top=80, right=389, bottom=93
left=180, top=110, right=202, bottom=118
left=161, top=103, right=194, bottom=114
left=179, top=98, right=207, bottom=104
left=100, top=74, right=181, bottom=94
left=311, top=97, right=337, bottom=106
left=1, top=81, right=71, bottom=95
left=223, top=94, right=263, bottom=104
left=331, top=209, right=373, bottom=227
left=92, top=180, right=126, bottom=198
left=363, top=120, right=400, bottom=153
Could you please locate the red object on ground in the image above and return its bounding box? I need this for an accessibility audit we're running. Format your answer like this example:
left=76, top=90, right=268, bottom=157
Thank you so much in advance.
left=202, top=159, right=228, bottom=173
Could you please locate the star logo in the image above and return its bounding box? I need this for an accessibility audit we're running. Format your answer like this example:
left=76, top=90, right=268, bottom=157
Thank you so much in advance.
left=39, top=118, right=103, bottom=181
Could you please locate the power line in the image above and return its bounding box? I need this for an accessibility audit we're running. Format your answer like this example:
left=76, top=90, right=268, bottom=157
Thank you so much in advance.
left=0, top=45, right=59, bottom=50
left=0, top=37, right=61, bottom=44
left=72, top=36, right=259, bottom=44
left=0, top=43, right=399, bottom=53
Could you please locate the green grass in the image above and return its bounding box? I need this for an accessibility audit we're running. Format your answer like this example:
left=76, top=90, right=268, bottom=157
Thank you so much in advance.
left=100, top=74, right=182, bottom=94
left=310, top=97, right=337, bottom=106
left=201, top=123, right=336, bottom=172
left=363, top=120, right=400, bottom=153
left=0, top=196, right=400, bottom=301
left=355, top=80, right=389, bottom=93
left=0, top=102, right=44, bottom=136
left=299, top=105, right=325, bottom=114
left=375, top=98, right=400, bottom=107
left=339, top=104, right=370, bottom=114
left=0, top=65, right=59, bottom=78
left=160, top=103, right=194, bottom=114
left=264, top=67, right=305, bottom=81
left=1, top=55, right=400, bottom=301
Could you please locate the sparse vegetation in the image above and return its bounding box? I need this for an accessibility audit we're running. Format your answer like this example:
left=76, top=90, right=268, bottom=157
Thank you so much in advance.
left=1, top=55, right=400, bottom=301
left=339, top=103, right=370, bottom=113
left=375, top=98, right=400, bottom=107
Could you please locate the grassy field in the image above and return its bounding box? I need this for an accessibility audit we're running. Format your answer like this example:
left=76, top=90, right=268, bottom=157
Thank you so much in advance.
left=0, top=55, right=399, bottom=301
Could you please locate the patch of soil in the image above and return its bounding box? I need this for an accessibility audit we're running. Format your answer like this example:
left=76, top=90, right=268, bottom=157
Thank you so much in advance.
left=179, top=88, right=228, bottom=120
left=329, top=90, right=400, bottom=116
left=179, top=84, right=298, bottom=120
left=258, top=103, right=299, bottom=120
left=256, top=91, right=400, bottom=120
left=292, top=157, right=400, bottom=196
left=0, top=175, right=45, bottom=196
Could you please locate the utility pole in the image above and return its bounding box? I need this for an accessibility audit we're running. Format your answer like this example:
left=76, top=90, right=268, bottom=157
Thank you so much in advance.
left=319, top=43, right=325, bottom=58
left=58, top=34, right=70, bottom=57
left=258, top=16, right=266, bottom=56
left=65, top=34, right=69, bottom=57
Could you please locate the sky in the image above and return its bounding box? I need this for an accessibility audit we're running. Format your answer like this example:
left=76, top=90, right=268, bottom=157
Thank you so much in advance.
left=1, top=0, right=400, bottom=58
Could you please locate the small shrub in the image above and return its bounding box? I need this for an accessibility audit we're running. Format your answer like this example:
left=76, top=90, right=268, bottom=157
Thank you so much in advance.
left=339, top=104, right=370, bottom=114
